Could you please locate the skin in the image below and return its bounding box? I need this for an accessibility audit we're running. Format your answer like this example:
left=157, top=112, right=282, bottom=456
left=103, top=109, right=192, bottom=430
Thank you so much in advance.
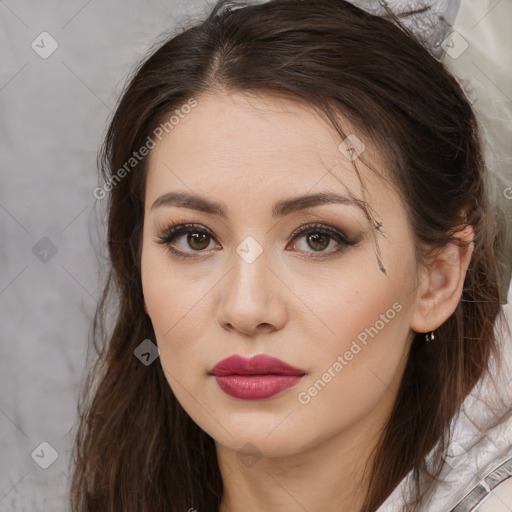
left=140, top=91, right=473, bottom=511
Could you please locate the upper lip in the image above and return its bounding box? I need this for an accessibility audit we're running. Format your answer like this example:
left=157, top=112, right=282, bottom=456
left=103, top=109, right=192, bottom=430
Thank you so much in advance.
left=210, top=354, right=306, bottom=376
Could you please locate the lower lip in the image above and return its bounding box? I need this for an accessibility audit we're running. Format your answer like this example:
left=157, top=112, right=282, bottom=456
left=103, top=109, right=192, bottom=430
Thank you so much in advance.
left=214, top=375, right=304, bottom=400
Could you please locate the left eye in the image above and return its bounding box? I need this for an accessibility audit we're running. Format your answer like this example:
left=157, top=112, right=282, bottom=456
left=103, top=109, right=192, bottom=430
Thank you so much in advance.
left=155, top=222, right=355, bottom=258
left=287, top=223, right=356, bottom=257
left=290, top=230, right=341, bottom=253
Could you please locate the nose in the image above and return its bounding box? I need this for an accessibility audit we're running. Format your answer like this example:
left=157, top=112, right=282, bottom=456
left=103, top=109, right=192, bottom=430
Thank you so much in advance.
left=216, top=247, right=288, bottom=337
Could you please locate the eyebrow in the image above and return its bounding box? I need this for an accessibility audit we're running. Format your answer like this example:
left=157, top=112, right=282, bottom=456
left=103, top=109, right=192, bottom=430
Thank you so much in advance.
left=150, top=191, right=364, bottom=218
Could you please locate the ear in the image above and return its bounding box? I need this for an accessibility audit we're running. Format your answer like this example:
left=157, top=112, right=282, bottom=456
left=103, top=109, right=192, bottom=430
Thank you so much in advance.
left=410, top=225, right=474, bottom=334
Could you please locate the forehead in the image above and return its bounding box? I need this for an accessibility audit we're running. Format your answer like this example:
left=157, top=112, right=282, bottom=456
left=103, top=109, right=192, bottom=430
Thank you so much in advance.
left=145, top=91, right=392, bottom=217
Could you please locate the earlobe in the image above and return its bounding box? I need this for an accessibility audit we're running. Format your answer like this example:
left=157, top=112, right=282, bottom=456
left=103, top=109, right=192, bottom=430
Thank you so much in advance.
left=410, top=225, right=474, bottom=334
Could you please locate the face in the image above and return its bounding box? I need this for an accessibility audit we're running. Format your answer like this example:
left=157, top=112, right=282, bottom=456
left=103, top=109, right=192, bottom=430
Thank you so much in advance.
left=141, top=91, right=421, bottom=459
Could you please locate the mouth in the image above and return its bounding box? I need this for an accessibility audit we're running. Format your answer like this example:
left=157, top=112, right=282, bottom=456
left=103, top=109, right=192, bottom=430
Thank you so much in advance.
left=210, top=354, right=306, bottom=400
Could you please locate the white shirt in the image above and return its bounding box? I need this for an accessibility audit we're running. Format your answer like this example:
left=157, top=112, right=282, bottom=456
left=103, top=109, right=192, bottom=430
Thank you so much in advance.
left=376, top=278, right=512, bottom=511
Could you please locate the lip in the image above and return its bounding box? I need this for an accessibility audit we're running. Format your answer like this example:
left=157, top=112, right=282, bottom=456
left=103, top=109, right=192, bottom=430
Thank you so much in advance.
left=210, top=354, right=306, bottom=400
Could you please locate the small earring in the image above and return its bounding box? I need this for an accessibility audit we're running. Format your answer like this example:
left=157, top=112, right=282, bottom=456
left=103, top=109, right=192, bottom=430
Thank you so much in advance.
left=425, top=331, right=435, bottom=342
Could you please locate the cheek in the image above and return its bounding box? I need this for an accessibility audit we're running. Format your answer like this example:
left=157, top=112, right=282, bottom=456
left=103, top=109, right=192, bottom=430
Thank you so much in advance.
left=143, top=274, right=212, bottom=406
left=291, top=247, right=410, bottom=349
left=292, top=293, right=411, bottom=444
left=300, top=281, right=409, bottom=383
left=144, top=279, right=211, bottom=351
left=291, top=247, right=414, bottom=401
left=141, top=248, right=213, bottom=364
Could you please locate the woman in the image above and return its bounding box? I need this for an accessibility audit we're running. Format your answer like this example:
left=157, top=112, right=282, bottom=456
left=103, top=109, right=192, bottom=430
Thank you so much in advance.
left=70, top=0, right=512, bottom=510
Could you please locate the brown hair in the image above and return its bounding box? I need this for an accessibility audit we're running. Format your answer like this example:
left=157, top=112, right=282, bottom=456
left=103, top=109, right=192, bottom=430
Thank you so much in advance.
left=69, top=1, right=506, bottom=510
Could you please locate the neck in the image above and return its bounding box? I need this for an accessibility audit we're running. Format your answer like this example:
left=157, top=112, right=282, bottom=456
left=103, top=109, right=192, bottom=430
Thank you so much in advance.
left=215, top=401, right=390, bottom=512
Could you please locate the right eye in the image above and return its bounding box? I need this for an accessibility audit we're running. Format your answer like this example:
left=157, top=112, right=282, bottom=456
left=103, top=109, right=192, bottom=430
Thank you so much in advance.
left=155, top=223, right=221, bottom=258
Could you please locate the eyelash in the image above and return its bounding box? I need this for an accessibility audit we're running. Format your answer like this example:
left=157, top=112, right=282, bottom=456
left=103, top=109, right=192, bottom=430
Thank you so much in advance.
left=154, top=222, right=357, bottom=260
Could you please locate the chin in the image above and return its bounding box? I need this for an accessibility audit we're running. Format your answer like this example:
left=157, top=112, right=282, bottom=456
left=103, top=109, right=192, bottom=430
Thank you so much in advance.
left=215, top=432, right=307, bottom=459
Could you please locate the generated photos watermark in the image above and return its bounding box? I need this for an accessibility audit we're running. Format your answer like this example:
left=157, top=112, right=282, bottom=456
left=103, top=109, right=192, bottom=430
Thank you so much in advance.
left=93, top=97, right=198, bottom=200
left=297, top=301, right=403, bottom=405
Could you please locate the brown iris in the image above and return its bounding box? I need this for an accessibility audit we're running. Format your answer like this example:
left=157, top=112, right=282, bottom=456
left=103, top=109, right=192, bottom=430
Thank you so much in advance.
left=306, top=232, right=330, bottom=252
left=188, top=232, right=210, bottom=250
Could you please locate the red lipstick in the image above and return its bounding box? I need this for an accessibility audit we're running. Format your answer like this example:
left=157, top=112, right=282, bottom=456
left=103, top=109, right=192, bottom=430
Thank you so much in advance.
left=210, top=354, right=306, bottom=400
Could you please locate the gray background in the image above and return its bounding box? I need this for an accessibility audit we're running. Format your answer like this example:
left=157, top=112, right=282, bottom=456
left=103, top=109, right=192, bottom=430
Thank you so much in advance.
left=0, top=1, right=209, bottom=510
left=1, top=1, right=510, bottom=511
